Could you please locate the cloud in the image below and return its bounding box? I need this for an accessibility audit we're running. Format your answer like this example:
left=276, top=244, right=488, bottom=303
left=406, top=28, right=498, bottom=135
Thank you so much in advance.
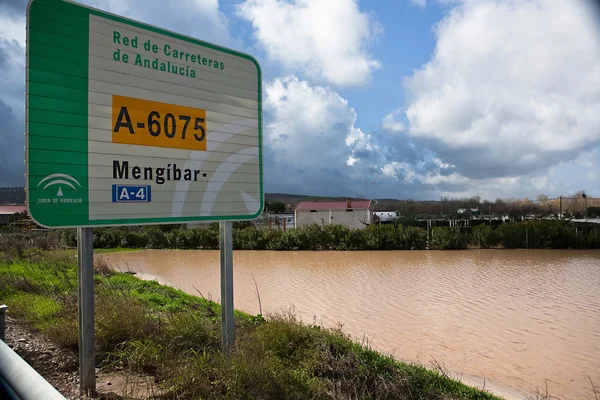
left=0, top=2, right=27, bottom=187
left=402, top=0, right=600, bottom=184
left=238, top=0, right=382, bottom=87
left=0, top=0, right=26, bottom=46
left=409, top=0, right=427, bottom=8
left=392, top=148, right=600, bottom=201
left=0, top=0, right=25, bottom=15
left=0, top=98, right=24, bottom=187
left=264, top=76, right=378, bottom=195
left=381, top=107, right=405, bottom=133
left=84, top=0, right=231, bottom=46
left=262, top=75, right=443, bottom=199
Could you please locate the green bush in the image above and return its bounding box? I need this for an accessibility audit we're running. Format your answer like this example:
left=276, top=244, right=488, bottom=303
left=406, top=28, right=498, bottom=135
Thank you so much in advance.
left=194, top=227, right=219, bottom=249
left=340, top=228, right=366, bottom=250
left=323, top=224, right=351, bottom=249
left=581, top=226, right=600, bottom=248
left=431, top=227, right=469, bottom=250
left=401, top=226, right=428, bottom=250
left=93, top=229, right=123, bottom=248
left=122, top=231, right=148, bottom=248
left=145, top=227, right=170, bottom=249
left=495, top=220, right=576, bottom=249
left=471, top=225, right=493, bottom=248
left=18, top=219, right=600, bottom=252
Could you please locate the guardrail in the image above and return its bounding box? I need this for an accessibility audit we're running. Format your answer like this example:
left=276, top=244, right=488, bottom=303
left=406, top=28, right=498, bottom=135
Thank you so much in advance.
left=0, top=308, right=66, bottom=400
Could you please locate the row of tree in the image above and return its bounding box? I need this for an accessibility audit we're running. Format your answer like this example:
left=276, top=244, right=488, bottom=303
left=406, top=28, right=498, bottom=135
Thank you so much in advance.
left=393, top=191, right=599, bottom=219
left=46, top=220, right=600, bottom=251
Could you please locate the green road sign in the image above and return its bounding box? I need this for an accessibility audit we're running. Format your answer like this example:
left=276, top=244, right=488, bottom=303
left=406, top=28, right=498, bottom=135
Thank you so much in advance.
left=26, top=0, right=263, bottom=228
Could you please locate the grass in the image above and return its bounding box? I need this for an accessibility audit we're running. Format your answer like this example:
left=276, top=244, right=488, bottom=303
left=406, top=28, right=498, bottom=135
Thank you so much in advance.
left=0, top=250, right=502, bottom=400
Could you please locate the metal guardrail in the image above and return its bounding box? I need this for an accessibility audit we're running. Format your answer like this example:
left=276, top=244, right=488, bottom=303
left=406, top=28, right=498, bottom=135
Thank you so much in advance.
left=0, top=306, right=66, bottom=400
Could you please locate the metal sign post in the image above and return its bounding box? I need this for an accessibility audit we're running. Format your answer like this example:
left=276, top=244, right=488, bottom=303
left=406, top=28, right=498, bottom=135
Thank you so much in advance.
left=219, top=222, right=234, bottom=354
left=77, top=228, right=95, bottom=396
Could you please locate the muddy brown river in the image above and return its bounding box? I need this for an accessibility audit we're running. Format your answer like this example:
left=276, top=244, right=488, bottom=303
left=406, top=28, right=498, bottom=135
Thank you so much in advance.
left=105, top=249, right=600, bottom=399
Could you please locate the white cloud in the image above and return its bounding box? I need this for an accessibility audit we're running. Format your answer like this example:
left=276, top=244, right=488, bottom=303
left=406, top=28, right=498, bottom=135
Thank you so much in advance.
left=265, top=75, right=357, bottom=161
left=382, top=162, right=417, bottom=183
left=403, top=0, right=600, bottom=182
left=84, top=0, right=231, bottom=45
left=0, top=5, right=25, bottom=114
left=0, top=5, right=25, bottom=187
left=0, top=14, right=25, bottom=47
left=409, top=0, right=427, bottom=8
left=382, top=107, right=405, bottom=133
left=264, top=75, right=388, bottom=195
left=410, top=148, right=600, bottom=200
left=238, top=0, right=382, bottom=87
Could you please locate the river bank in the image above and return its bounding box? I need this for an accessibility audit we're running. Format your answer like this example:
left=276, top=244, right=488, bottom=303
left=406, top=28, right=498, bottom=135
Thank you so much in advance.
left=103, top=248, right=600, bottom=400
left=115, top=260, right=529, bottom=400
left=0, top=249, right=502, bottom=400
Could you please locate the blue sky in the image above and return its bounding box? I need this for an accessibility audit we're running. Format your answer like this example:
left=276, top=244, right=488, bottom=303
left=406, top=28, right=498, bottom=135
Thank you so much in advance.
left=1, top=0, right=599, bottom=201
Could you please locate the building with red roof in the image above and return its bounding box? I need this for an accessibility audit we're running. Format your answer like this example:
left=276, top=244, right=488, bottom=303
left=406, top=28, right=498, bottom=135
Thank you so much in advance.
left=294, top=198, right=372, bottom=229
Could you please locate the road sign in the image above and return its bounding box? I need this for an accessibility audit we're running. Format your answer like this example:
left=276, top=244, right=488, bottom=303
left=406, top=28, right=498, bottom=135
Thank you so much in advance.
left=26, top=0, right=263, bottom=228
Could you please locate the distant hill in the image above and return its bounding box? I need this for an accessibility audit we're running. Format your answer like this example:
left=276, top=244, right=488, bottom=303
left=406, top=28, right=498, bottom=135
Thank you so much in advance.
left=0, top=188, right=377, bottom=208
left=5, top=187, right=539, bottom=217
left=0, top=187, right=25, bottom=205
left=0, top=188, right=434, bottom=212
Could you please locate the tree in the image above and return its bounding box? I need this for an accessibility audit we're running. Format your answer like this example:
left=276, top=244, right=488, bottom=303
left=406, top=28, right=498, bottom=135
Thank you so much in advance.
left=267, top=201, right=286, bottom=214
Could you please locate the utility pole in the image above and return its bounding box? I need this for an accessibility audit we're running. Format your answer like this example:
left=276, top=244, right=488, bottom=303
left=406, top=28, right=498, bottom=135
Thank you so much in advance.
left=559, top=196, right=562, bottom=219
left=583, top=191, right=588, bottom=221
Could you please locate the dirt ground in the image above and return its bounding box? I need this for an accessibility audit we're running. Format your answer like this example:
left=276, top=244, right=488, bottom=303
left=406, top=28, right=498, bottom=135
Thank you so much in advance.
left=3, top=314, right=163, bottom=400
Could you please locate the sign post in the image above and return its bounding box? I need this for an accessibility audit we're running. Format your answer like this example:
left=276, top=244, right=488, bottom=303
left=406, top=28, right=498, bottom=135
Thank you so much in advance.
left=26, top=0, right=262, bottom=394
left=77, top=228, right=95, bottom=395
left=219, top=222, right=234, bottom=353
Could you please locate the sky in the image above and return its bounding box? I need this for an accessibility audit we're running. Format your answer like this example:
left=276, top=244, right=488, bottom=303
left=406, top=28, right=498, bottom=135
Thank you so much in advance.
left=1, top=0, right=600, bottom=201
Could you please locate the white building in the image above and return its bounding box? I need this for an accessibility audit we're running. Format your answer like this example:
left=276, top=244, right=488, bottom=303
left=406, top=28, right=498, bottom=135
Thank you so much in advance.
left=294, top=199, right=372, bottom=230
left=373, top=211, right=398, bottom=224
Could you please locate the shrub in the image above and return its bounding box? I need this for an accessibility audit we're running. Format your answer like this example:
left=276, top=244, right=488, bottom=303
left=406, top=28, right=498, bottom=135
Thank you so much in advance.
left=495, top=220, right=576, bottom=249
left=431, top=227, right=469, bottom=250
left=122, top=231, right=149, bottom=248
left=162, top=311, right=219, bottom=352
left=322, top=224, right=351, bottom=249
left=93, top=229, right=123, bottom=248
left=340, top=228, right=366, bottom=250
left=194, top=227, right=219, bottom=249
left=46, top=317, right=79, bottom=350
left=401, top=226, right=428, bottom=250
left=95, top=286, right=157, bottom=353
left=472, top=224, right=493, bottom=248
left=145, top=228, right=169, bottom=249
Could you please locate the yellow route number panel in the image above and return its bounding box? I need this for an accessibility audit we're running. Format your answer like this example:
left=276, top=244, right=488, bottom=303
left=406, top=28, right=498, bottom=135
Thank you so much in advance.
left=112, top=95, right=207, bottom=151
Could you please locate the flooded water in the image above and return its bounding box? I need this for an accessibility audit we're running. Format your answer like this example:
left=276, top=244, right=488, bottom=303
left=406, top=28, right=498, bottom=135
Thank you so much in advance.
left=105, top=249, right=600, bottom=399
